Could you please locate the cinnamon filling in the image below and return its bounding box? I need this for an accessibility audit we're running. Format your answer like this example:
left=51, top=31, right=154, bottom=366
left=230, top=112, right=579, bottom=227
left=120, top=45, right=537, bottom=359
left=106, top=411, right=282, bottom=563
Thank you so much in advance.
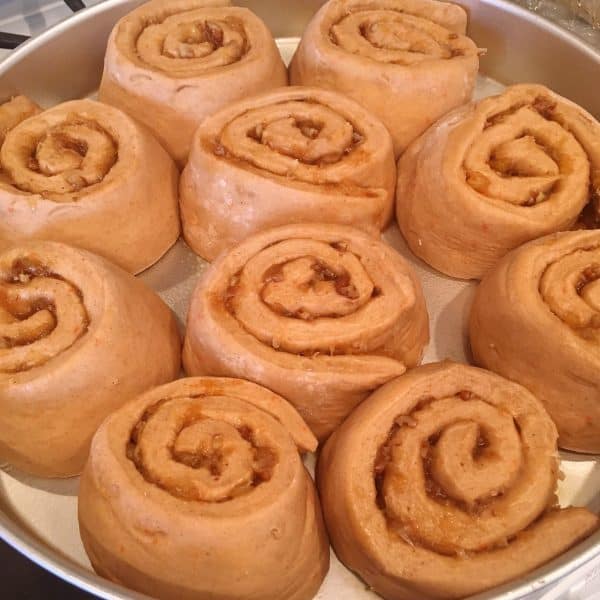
left=484, top=96, right=556, bottom=128
left=579, top=189, right=600, bottom=228
left=311, top=260, right=360, bottom=300
left=296, top=119, right=323, bottom=140
left=373, top=395, right=515, bottom=552
left=532, top=95, right=557, bottom=119
left=126, top=397, right=277, bottom=502
left=329, top=241, right=348, bottom=253
left=204, top=20, right=225, bottom=48
left=576, top=264, right=600, bottom=293
left=0, top=256, right=89, bottom=358
left=331, top=9, right=472, bottom=64
left=374, top=424, right=398, bottom=510
left=227, top=257, right=364, bottom=322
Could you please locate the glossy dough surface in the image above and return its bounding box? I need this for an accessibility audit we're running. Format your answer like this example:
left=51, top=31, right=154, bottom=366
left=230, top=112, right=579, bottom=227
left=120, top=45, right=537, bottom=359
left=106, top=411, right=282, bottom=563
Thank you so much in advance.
left=78, top=377, right=329, bottom=600
left=183, top=223, right=429, bottom=439
left=396, top=84, right=600, bottom=279
left=180, top=86, right=396, bottom=261
left=0, top=241, right=181, bottom=477
left=470, top=230, right=600, bottom=453
left=99, top=0, right=287, bottom=164
left=0, top=98, right=180, bottom=274
left=318, top=362, right=599, bottom=600
left=289, top=0, right=480, bottom=156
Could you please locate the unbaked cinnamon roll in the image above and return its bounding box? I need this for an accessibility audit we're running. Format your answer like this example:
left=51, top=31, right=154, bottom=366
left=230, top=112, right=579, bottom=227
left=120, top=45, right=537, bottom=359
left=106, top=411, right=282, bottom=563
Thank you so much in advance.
left=470, top=230, right=600, bottom=453
left=180, top=86, right=396, bottom=261
left=318, top=361, right=599, bottom=600
left=183, top=224, right=429, bottom=439
left=289, top=0, right=480, bottom=156
left=396, top=84, right=600, bottom=279
left=78, top=377, right=329, bottom=600
left=0, top=99, right=179, bottom=274
left=0, top=241, right=181, bottom=477
left=99, top=0, right=287, bottom=165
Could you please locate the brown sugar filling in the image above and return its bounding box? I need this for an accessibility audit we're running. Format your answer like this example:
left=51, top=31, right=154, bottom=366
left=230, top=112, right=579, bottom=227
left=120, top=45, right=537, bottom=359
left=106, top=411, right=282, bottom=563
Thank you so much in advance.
left=576, top=264, right=600, bottom=294
left=211, top=99, right=365, bottom=170
left=225, top=255, right=364, bottom=322
left=0, top=256, right=89, bottom=358
left=373, top=392, right=523, bottom=553
left=126, top=397, right=278, bottom=502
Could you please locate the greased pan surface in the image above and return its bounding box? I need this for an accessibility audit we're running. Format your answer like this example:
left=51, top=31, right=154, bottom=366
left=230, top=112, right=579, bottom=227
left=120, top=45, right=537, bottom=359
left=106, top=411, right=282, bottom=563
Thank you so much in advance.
left=0, top=1, right=598, bottom=599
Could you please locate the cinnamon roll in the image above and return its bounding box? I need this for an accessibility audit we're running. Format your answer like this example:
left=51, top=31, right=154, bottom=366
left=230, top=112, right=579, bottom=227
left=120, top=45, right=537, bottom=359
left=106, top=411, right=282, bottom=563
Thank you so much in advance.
left=289, top=0, right=480, bottom=156
left=0, top=241, right=181, bottom=477
left=183, top=224, right=429, bottom=439
left=318, top=361, right=599, bottom=599
left=78, top=377, right=329, bottom=600
left=0, top=99, right=179, bottom=274
left=180, top=86, right=396, bottom=261
left=99, top=0, right=287, bottom=165
left=396, top=84, right=600, bottom=279
left=470, top=230, right=600, bottom=453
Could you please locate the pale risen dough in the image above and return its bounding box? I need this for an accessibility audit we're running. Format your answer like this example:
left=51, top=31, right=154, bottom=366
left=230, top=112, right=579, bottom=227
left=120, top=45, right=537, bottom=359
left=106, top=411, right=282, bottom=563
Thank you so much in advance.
left=182, top=223, right=429, bottom=439
left=0, top=241, right=181, bottom=477
left=78, top=377, right=329, bottom=600
left=0, top=98, right=180, bottom=274
left=99, top=0, right=287, bottom=165
left=318, top=361, right=599, bottom=599
left=180, top=86, right=396, bottom=261
left=470, top=230, right=600, bottom=453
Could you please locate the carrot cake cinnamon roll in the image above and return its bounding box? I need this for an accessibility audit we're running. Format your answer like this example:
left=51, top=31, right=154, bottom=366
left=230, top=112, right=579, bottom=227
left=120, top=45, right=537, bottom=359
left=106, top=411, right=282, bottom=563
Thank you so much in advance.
left=470, top=230, right=600, bottom=453
left=183, top=224, right=429, bottom=439
left=180, top=86, right=396, bottom=261
left=289, top=0, right=480, bottom=156
left=318, top=361, right=599, bottom=599
left=0, top=99, right=179, bottom=274
left=0, top=241, right=180, bottom=477
left=99, top=0, right=287, bottom=164
left=78, top=377, right=329, bottom=600
left=396, top=84, right=600, bottom=279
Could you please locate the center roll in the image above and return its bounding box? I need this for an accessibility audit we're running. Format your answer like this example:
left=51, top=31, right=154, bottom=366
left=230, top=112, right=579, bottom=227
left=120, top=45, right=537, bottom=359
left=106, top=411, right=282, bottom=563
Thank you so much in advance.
left=183, top=223, right=429, bottom=439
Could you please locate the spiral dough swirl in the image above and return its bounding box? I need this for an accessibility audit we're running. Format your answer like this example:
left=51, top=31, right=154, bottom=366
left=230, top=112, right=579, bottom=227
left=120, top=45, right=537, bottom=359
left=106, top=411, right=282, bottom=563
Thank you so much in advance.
left=78, top=377, right=329, bottom=600
left=99, top=0, right=287, bottom=164
left=396, top=84, right=600, bottom=279
left=470, top=230, right=600, bottom=453
left=330, top=8, right=473, bottom=65
left=183, top=224, right=428, bottom=439
left=128, top=395, right=283, bottom=503
left=134, top=10, right=248, bottom=75
left=289, top=0, right=480, bottom=155
left=318, top=362, right=599, bottom=599
left=1, top=113, right=117, bottom=202
left=0, top=241, right=181, bottom=477
left=0, top=256, right=88, bottom=373
left=540, top=246, right=600, bottom=342
left=0, top=99, right=180, bottom=274
left=180, top=87, right=396, bottom=261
